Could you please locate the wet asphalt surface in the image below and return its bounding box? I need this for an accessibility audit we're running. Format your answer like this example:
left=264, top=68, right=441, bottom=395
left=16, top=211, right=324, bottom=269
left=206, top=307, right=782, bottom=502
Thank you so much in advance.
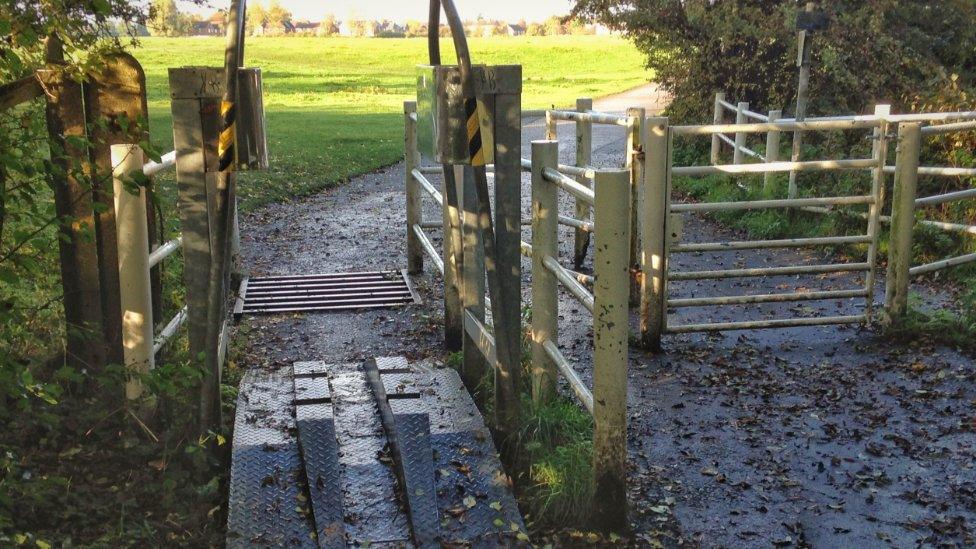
left=236, top=88, right=975, bottom=547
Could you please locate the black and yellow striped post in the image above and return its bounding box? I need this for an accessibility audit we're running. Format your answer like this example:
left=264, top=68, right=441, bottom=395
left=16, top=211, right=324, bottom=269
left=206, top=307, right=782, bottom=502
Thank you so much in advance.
left=218, top=99, right=237, bottom=172
left=464, top=97, right=485, bottom=167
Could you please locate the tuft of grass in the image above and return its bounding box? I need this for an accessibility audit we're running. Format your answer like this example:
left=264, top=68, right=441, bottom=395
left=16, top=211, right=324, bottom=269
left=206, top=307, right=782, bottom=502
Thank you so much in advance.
left=888, top=285, right=976, bottom=351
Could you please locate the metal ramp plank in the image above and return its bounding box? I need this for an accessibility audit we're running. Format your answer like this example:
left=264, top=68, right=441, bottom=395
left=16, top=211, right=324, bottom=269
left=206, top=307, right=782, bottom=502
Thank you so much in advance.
left=227, top=368, right=316, bottom=548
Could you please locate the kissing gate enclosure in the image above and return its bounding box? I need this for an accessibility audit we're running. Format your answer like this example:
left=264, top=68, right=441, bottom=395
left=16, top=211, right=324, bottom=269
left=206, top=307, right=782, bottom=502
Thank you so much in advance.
left=406, top=78, right=976, bottom=518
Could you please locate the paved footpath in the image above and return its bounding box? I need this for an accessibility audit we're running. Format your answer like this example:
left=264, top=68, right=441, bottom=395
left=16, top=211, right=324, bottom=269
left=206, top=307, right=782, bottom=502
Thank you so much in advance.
left=238, top=84, right=976, bottom=546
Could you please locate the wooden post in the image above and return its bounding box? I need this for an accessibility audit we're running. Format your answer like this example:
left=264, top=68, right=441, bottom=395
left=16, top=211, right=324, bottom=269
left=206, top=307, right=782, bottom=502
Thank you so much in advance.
left=489, top=65, right=523, bottom=439
left=111, top=144, right=153, bottom=401
left=591, top=168, right=631, bottom=531
left=531, top=140, right=559, bottom=403
left=864, top=104, right=891, bottom=323
left=627, top=107, right=646, bottom=305
left=461, top=165, right=488, bottom=392
left=763, top=109, right=782, bottom=193
left=789, top=2, right=815, bottom=199
left=733, top=102, right=748, bottom=165
left=573, top=98, right=593, bottom=268
left=40, top=35, right=107, bottom=371
left=404, top=100, right=423, bottom=274
left=85, top=52, right=150, bottom=367
left=441, top=164, right=464, bottom=351
left=885, top=122, right=921, bottom=321
left=710, top=92, right=725, bottom=164
left=639, top=117, right=670, bottom=351
left=169, top=67, right=222, bottom=429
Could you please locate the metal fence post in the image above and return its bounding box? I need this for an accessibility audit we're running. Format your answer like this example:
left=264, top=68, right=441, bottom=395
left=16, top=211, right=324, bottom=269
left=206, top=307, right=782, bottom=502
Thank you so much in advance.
left=111, top=144, right=154, bottom=402
left=710, top=92, right=725, bottom=164
left=531, top=141, right=560, bottom=403
left=460, top=165, right=488, bottom=393
left=763, top=109, right=782, bottom=193
left=573, top=98, right=593, bottom=268
left=441, top=164, right=465, bottom=351
left=545, top=109, right=557, bottom=141
left=733, top=101, right=748, bottom=165
left=885, top=122, right=921, bottom=321
left=591, top=168, right=631, bottom=531
left=627, top=107, right=646, bottom=305
left=404, top=100, right=423, bottom=274
left=639, top=117, right=670, bottom=351
left=864, top=104, right=891, bottom=322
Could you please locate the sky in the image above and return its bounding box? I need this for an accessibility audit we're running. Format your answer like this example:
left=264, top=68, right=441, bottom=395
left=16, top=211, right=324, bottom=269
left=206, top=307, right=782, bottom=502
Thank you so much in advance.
left=178, top=0, right=577, bottom=23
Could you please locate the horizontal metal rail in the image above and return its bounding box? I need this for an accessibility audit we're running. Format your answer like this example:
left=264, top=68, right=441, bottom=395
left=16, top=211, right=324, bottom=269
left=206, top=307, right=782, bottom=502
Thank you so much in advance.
left=544, top=255, right=594, bottom=313
left=464, top=309, right=496, bottom=366
left=670, top=234, right=872, bottom=253
left=148, top=237, right=183, bottom=268
left=671, top=194, right=873, bottom=213
left=673, top=158, right=876, bottom=176
left=882, top=165, right=976, bottom=177
left=909, top=253, right=976, bottom=276
left=669, top=262, right=871, bottom=281
left=667, top=314, right=867, bottom=333
left=542, top=339, right=593, bottom=414
left=143, top=150, right=177, bottom=177
left=915, top=188, right=976, bottom=207
left=718, top=99, right=737, bottom=111
left=719, top=100, right=771, bottom=122
left=412, top=169, right=443, bottom=206
left=921, top=120, right=976, bottom=135
left=667, top=288, right=867, bottom=308
left=559, top=215, right=593, bottom=233
left=548, top=109, right=633, bottom=127
left=717, top=132, right=765, bottom=161
left=412, top=224, right=444, bottom=276
left=153, top=306, right=187, bottom=355
left=520, top=240, right=532, bottom=257
left=542, top=167, right=595, bottom=204
left=915, top=218, right=976, bottom=235
left=673, top=119, right=880, bottom=136
left=520, top=156, right=596, bottom=179
left=776, top=111, right=976, bottom=124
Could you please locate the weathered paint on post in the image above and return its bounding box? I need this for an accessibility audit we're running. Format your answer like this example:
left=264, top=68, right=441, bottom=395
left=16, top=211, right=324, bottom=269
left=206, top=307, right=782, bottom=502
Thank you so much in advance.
left=404, top=101, right=423, bottom=274
left=531, top=140, right=559, bottom=403
left=111, top=144, right=154, bottom=401
left=763, top=109, right=782, bottom=192
left=591, top=168, right=631, bottom=531
left=710, top=92, right=725, bottom=164
left=639, top=117, right=671, bottom=350
left=441, top=164, right=464, bottom=351
left=626, top=107, right=646, bottom=305
left=885, top=122, right=921, bottom=321
left=574, top=98, right=593, bottom=268
left=460, top=165, right=488, bottom=392
left=545, top=109, right=557, bottom=141
left=488, top=65, right=523, bottom=439
left=733, top=102, right=749, bottom=165
left=864, top=105, right=890, bottom=322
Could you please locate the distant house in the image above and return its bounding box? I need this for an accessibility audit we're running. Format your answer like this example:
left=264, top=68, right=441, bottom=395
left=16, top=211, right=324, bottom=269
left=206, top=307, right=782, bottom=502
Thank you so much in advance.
left=252, top=20, right=296, bottom=36
left=293, top=21, right=320, bottom=35
left=507, top=24, right=526, bottom=36
left=340, top=19, right=379, bottom=37
left=191, top=12, right=224, bottom=36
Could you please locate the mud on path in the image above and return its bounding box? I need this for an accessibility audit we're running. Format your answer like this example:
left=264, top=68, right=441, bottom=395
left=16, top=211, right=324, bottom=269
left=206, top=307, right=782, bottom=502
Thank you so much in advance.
left=237, top=85, right=975, bottom=547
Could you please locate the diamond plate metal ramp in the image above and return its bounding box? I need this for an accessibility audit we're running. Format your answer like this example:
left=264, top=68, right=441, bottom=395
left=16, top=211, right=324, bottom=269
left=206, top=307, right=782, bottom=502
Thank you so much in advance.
left=372, top=357, right=527, bottom=547
left=227, top=367, right=316, bottom=548
left=292, top=364, right=344, bottom=548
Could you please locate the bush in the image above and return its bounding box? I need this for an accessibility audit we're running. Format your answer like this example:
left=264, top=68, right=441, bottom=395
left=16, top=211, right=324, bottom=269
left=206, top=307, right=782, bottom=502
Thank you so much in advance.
left=572, top=1, right=976, bottom=123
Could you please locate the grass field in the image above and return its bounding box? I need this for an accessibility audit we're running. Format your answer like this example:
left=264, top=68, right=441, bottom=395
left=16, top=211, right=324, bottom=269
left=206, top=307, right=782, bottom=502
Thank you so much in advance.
left=134, top=36, right=651, bottom=208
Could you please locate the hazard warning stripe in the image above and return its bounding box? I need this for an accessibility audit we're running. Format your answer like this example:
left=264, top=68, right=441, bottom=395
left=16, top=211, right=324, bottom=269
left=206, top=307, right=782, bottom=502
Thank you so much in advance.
left=464, top=97, right=485, bottom=166
left=218, top=100, right=236, bottom=172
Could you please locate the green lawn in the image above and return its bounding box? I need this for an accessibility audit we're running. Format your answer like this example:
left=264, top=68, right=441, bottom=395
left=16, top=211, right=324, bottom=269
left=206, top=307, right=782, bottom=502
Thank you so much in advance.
left=133, top=36, right=651, bottom=209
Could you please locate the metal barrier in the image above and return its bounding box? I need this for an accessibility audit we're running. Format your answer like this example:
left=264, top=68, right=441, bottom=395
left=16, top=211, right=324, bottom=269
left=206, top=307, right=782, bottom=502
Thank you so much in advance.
left=529, top=140, right=631, bottom=518
left=639, top=114, right=889, bottom=348
left=110, top=144, right=185, bottom=399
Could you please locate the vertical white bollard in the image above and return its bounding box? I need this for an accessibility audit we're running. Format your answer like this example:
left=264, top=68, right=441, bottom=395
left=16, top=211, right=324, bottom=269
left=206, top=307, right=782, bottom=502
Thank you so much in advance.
left=404, top=101, right=423, bottom=273
left=864, top=104, right=891, bottom=322
left=573, top=97, right=593, bottom=268
left=885, top=122, right=921, bottom=321
left=733, top=101, right=748, bottom=165
left=763, top=109, right=782, bottom=193
left=591, top=168, right=631, bottom=530
left=112, top=144, right=154, bottom=401
left=530, top=140, right=559, bottom=403
left=639, top=117, right=670, bottom=350
left=710, top=92, right=725, bottom=165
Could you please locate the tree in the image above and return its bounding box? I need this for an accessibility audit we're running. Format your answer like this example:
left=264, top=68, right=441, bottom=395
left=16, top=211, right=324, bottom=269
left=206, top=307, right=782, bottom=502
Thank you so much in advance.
left=527, top=23, right=545, bottom=36
left=405, top=19, right=426, bottom=38
left=148, top=0, right=183, bottom=37
left=318, top=14, right=339, bottom=36
left=246, top=2, right=268, bottom=35
left=543, top=15, right=565, bottom=36
left=264, top=0, right=291, bottom=35
left=571, top=0, right=976, bottom=122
